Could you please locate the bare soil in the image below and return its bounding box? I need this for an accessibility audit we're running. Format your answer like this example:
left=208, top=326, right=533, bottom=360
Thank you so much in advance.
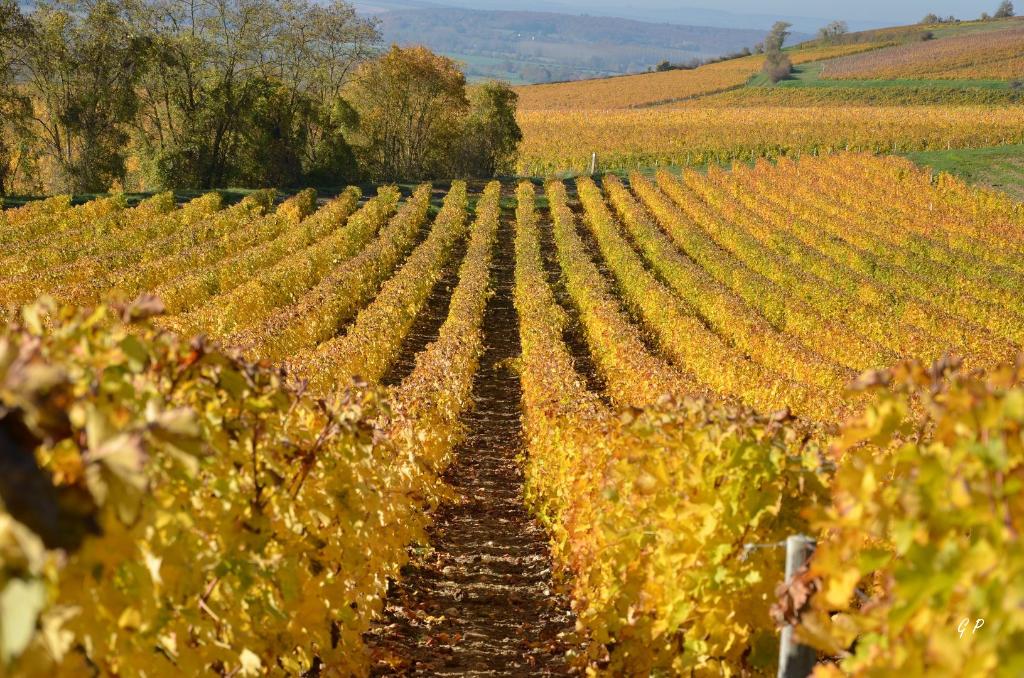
left=366, top=204, right=575, bottom=676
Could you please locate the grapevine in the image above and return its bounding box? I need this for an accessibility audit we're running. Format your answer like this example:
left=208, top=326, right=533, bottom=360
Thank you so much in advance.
left=289, top=182, right=468, bottom=391
left=234, top=185, right=429, bottom=362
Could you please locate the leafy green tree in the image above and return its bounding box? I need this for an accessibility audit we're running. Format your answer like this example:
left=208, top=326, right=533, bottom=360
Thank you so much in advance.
left=229, top=82, right=356, bottom=188
left=131, top=0, right=378, bottom=188
left=460, top=82, right=522, bottom=177
left=345, top=45, right=469, bottom=181
left=15, top=0, right=149, bottom=192
left=345, top=46, right=522, bottom=181
left=762, top=21, right=793, bottom=83
left=132, top=0, right=282, bottom=188
left=6, top=1, right=516, bottom=191
left=995, top=1, right=1015, bottom=18
left=764, top=21, right=792, bottom=55
left=273, top=0, right=377, bottom=184
left=0, top=0, right=31, bottom=195
left=300, top=97, right=360, bottom=186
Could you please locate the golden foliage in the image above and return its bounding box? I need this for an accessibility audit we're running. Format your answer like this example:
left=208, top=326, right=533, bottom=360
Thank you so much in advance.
left=388, top=181, right=501, bottom=478
left=517, top=105, right=1024, bottom=175
left=546, top=178, right=695, bottom=405
left=289, top=182, right=468, bottom=390
left=802, top=358, right=1024, bottom=676
left=515, top=43, right=887, bottom=111
left=3, top=155, right=1024, bottom=676
left=0, top=301, right=435, bottom=675
left=232, top=185, right=424, bottom=362
left=515, top=181, right=829, bottom=675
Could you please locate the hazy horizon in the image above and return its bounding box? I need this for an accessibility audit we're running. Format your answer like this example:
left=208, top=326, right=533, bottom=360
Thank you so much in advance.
left=442, top=1, right=1002, bottom=24
left=384, top=1, right=1010, bottom=30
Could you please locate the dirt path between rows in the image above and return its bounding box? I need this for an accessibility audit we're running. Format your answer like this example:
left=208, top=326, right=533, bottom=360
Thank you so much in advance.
left=366, top=202, right=575, bottom=676
left=380, top=235, right=468, bottom=388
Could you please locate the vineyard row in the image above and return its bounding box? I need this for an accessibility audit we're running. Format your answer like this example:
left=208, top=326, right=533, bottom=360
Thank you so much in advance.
left=1, top=157, right=1021, bottom=674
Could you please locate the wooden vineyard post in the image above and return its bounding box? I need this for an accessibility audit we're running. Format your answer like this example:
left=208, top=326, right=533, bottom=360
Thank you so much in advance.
left=778, top=535, right=816, bottom=678
left=589, top=152, right=597, bottom=175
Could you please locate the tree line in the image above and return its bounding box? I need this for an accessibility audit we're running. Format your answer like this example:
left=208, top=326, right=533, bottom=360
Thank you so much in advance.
left=0, top=0, right=521, bottom=195
left=926, top=1, right=1014, bottom=23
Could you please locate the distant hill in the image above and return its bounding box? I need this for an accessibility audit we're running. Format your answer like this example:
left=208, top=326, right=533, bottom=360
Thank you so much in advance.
left=357, top=0, right=885, bottom=34
left=512, top=15, right=1024, bottom=111
left=355, top=3, right=810, bottom=84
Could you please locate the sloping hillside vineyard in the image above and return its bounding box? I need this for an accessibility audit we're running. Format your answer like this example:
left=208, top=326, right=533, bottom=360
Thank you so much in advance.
left=2, top=147, right=1023, bottom=674
left=514, top=18, right=1024, bottom=175
left=820, top=25, right=1024, bottom=79
left=514, top=42, right=884, bottom=110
